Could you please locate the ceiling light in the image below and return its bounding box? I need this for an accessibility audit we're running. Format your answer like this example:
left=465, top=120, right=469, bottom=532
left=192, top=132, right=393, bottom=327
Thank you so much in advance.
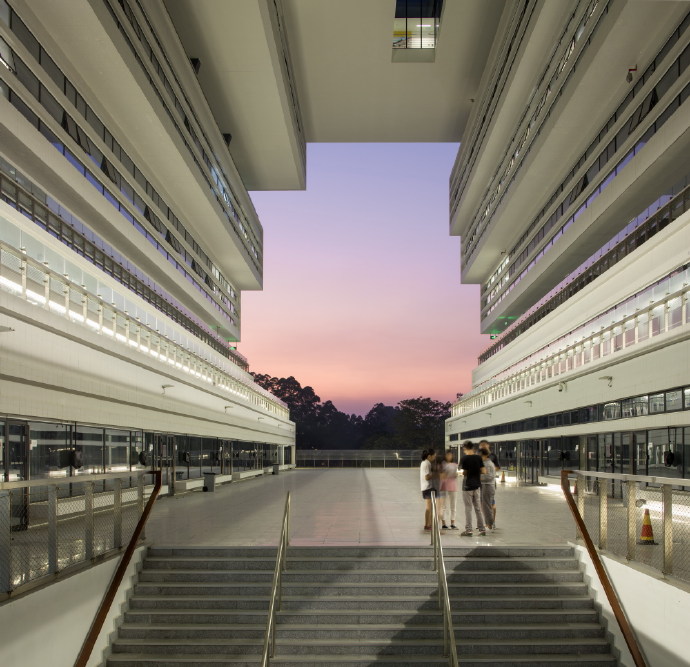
left=416, top=24, right=431, bottom=27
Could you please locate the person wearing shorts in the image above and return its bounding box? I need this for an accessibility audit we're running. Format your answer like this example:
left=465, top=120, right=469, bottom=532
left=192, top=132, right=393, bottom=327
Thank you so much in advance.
left=420, top=449, right=436, bottom=531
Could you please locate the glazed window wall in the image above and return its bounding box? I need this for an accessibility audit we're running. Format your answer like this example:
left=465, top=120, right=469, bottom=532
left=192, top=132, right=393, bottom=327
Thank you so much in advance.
left=1, top=418, right=285, bottom=484
left=101, top=0, right=261, bottom=264
left=480, top=178, right=690, bottom=360
left=0, top=219, right=289, bottom=417
left=480, top=20, right=690, bottom=317
left=467, top=10, right=690, bottom=274
left=461, top=0, right=605, bottom=253
left=451, top=0, right=604, bottom=224
left=0, top=43, right=240, bottom=330
left=1, top=0, right=260, bottom=272
left=454, top=262, right=690, bottom=416
left=459, top=384, right=690, bottom=443
left=0, top=159, right=248, bottom=366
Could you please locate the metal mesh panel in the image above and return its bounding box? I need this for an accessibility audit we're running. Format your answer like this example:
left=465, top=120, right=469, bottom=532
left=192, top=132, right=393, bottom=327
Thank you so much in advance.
left=672, top=488, right=690, bottom=581
left=0, top=473, right=148, bottom=599
left=572, top=473, right=690, bottom=585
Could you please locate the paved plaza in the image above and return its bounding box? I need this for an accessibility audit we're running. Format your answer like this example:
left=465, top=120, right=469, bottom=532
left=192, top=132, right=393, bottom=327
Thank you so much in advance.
left=146, top=468, right=576, bottom=547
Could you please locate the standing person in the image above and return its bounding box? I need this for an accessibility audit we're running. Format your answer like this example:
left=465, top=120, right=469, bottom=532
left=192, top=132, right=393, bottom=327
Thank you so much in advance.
left=460, top=442, right=486, bottom=536
left=479, top=440, right=500, bottom=526
left=479, top=447, right=496, bottom=530
left=420, top=449, right=436, bottom=531
left=440, top=450, right=459, bottom=530
left=479, top=440, right=501, bottom=471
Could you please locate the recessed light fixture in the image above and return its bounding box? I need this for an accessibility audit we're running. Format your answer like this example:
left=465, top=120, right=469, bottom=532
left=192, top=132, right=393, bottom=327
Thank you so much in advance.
left=416, top=24, right=431, bottom=27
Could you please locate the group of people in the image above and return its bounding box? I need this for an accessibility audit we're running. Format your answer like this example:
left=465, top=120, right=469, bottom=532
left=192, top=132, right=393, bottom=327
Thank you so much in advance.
left=420, top=441, right=500, bottom=536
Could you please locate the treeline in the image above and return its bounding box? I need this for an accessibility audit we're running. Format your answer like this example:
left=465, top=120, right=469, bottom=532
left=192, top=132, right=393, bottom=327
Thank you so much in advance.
left=251, top=373, right=451, bottom=450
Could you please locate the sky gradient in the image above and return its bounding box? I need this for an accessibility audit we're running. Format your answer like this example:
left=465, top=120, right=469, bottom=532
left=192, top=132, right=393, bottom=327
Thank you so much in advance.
left=240, top=143, right=488, bottom=416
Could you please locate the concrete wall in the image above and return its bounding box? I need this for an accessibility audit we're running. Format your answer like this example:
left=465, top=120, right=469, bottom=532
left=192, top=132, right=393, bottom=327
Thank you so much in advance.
left=0, top=546, right=145, bottom=667
left=574, top=544, right=690, bottom=667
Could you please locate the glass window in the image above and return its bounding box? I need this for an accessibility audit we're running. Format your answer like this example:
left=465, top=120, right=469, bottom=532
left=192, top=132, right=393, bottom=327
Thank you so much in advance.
left=28, top=421, right=71, bottom=479
left=603, top=402, right=621, bottom=420
left=649, top=393, right=665, bottom=414
left=666, top=389, right=683, bottom=411
left=105, top=428, right=130, bottom=472
left=74, top=425, right=104, bottom=474
left=637, top=313, right=649, bottom=341
left=685, top=387, right=690, bottom=409
left=650, top=306, right=664, bottom=336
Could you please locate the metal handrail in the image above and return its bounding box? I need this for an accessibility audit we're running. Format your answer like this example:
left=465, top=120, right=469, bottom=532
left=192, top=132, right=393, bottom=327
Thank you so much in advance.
left=0, top=469, right=151, bottom=490
left=74, top=469, right=162, bottom=667
left=261, top=491, right=291, bottom=666
left=560, top=470, right=647, bottom=667
left=431, top=493, right=459, bottom=666
left=564, top=470, right=689, bottom=486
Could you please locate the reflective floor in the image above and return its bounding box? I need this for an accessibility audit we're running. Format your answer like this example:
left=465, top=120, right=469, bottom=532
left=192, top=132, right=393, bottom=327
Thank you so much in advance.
left=146, top=468, right=576, bottom=547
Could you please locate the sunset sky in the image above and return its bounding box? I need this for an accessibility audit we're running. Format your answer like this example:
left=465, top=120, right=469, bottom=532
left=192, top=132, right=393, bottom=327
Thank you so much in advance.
left=240, top=143, right=488, bottom=416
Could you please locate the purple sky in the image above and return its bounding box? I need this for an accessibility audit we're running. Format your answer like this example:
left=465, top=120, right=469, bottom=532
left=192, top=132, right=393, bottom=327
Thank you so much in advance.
left=240, top=143, right=488, bottom=416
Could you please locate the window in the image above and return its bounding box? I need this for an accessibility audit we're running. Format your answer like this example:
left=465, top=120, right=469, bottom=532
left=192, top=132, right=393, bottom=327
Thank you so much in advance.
left=666, top=389, right=683, bottom=411
left=649, top=393, right=665, bottom=414
left=603, top=402, right=621, bottom=420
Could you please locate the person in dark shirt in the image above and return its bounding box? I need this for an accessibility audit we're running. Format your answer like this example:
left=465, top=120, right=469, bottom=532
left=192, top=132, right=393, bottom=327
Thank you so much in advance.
left=460, top=442, right=486, bottom=536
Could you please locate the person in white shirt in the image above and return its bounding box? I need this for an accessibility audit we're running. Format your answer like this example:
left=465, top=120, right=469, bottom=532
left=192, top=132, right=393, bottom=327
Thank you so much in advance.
left=419, top=449, right=436, bottom=531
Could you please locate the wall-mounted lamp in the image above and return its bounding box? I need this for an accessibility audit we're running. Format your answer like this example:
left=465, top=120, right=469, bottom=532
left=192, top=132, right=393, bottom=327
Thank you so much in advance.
left=224, top=405, right=234, bottom=414
left=599, top=375, right=613, bottom=388
left=258, top=417, right=265, bottom=421
left=0, top=325, right=15, bottom=333
left=524, top=400, right=533, bottom=407
left=161, top=384, right=174, bottom=395
left=485, top=412, right=492, bottom=419
left=557, top=382, right=567, bottom=393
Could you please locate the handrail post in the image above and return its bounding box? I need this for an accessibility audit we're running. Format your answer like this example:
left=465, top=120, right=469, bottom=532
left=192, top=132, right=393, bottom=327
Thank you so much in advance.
left=85, top=481, right=94, bottom=562
left=626, top=479, right=636, bottom=561
left=48, top=484, right=58, bottom=574
left=599, top=477, right=608, bottom=550
left=662, top=484, right=673, bottom=575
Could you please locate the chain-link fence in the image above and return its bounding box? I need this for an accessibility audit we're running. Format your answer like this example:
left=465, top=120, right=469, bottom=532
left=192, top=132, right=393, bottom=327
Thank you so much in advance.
left=0, top=471, right=152, bottom=598
left=570, top=471, right=690, bottom=583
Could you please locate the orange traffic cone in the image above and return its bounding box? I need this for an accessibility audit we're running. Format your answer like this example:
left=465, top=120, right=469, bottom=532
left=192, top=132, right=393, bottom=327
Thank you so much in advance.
left=500, top=470, right=506, bottom=484
left=638, top=508, right=657, bottom=545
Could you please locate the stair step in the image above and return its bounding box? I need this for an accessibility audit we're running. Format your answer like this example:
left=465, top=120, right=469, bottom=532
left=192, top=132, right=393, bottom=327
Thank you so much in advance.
left=107, top=655, right=261, bottom=666
left=112, top=639, right=263, bottom=655
left=269, top=655, right=616, bottom=666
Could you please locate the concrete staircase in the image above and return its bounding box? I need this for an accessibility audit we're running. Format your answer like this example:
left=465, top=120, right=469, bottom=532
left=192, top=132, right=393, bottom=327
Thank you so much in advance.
left=105, top=545, right=619, bottom=667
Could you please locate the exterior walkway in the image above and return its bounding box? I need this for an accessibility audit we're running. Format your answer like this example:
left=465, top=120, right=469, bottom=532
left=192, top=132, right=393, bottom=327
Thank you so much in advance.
left=146, top=469, right=575, bottom=547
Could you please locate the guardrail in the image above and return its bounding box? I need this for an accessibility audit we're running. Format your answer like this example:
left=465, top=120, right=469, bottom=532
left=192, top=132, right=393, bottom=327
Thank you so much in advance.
left=0, top=470, right=156, bottom=599
left=561, top=470, right=647, bottom=667
left=75, top=469, right=161, bottom=667
left=261, top=491, right=291, bottom=666
left=564, top=469, right=690, bottom=581
left=431, top=494, right=459, bottom=666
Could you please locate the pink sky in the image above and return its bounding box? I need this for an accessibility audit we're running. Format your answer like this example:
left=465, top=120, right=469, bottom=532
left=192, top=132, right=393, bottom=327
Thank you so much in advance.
left=239, top=143, right=488, bottom=416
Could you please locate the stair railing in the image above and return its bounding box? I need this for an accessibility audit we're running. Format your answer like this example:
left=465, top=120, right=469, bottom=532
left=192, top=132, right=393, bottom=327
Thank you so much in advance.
left=560, top=470, right=647, bottom=667
left=431, top=493, right=459, bottom=666
left=261, top=491, right=291, bottom=666
left=75, top=469, right=162, bottom=667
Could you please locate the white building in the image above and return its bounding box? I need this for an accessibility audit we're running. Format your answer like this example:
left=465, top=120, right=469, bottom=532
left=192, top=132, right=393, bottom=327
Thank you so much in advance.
left=446, top=1, right=690, bottom=482
left=0, top=0, right=298, bottom=487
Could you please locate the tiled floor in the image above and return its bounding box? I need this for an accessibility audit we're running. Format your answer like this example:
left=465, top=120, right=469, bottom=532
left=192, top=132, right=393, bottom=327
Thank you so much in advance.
left=146, top=468, right=576, bottom=547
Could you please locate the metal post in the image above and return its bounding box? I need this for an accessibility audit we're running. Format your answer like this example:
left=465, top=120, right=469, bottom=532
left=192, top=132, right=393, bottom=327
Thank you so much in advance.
left=113, top=478, right=122, bottom=549
left=626, top=480, right=636, bottom=562
left=0, top=491, right=11, bottom=593
left=85, top=482, right=94, bottom=562
left=599, top=478, right=608, bottom=550
left=662, top=484, right=673, bottom=575
left=48, top=485, right=58, bottom=574
left=576, top=474, right=585, bottom=540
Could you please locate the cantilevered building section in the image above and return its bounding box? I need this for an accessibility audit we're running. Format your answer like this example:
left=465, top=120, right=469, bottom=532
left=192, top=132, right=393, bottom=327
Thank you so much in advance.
left=0, top=0, right=296, bottom=485
left=447, top=1, right=690, bottom=481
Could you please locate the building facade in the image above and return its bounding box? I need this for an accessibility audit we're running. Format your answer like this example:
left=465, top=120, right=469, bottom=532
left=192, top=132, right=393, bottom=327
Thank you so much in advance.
left=0, top=0, right=296, bottom=488
left=446, top=1, right=690, bottom=482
